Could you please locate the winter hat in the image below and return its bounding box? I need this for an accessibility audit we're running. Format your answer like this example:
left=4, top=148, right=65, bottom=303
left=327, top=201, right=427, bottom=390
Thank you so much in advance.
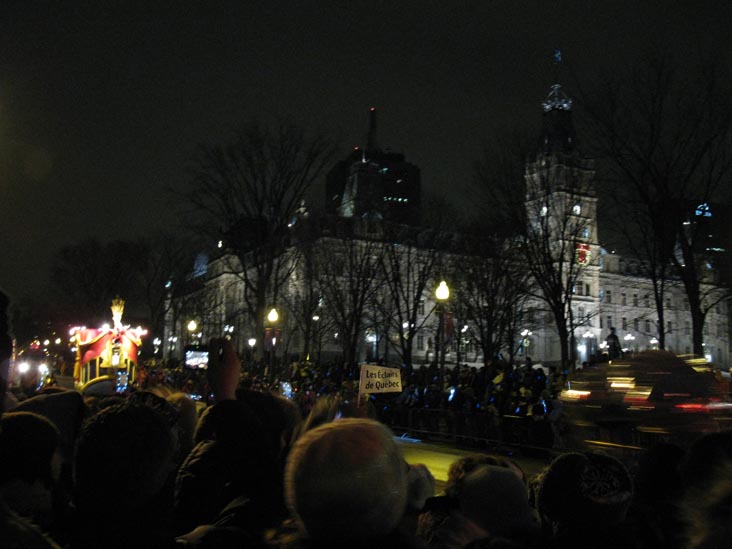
left=0, top=411, right=60, bottom=486
left=458, top=465, right=540, bottom=539
left=15, top=390, right=84, bottom=463
left=536, top=452, right=633, bottom=526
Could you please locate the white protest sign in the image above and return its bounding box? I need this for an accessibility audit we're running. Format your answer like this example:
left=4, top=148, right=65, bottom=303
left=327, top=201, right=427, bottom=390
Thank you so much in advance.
left=359, top=364, right=402, bottom=396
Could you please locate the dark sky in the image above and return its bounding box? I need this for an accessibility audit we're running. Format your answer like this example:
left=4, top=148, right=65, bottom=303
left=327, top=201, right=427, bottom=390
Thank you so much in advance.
left=0, top=1, right=730, bottom=299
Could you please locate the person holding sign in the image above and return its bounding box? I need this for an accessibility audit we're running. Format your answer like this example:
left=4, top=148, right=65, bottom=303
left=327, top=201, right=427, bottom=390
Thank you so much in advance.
left=358, top=364, right=403, bottom=405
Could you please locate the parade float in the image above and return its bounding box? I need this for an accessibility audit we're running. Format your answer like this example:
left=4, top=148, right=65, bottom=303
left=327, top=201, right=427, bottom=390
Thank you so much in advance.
left=71, top=297, right=146, bottom=394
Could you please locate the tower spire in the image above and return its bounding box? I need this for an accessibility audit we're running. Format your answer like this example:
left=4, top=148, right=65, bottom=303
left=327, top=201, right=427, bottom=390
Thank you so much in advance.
left=366, top=106, right=378, bottom=153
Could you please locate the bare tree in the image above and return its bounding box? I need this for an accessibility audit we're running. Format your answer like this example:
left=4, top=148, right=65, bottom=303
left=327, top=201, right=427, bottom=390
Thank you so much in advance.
left=579, top=54, right=732, bottom=355
left=451, top=230, right=534, bottom=367
left=281, top=222, right=322, bottom=361
left=131, top=233, right=196, bottom=340
left=180, top=120, right=334, bottom=358
left=472, top=116, right=598, bottom=370
left=50, top=238, right=140, bottom=323
left=314, top=219, right=384, bottom=366
left=375, top=216, right=449, bottom=369
left=523, top=152, right=599, bottom=370
left=598, top=190, right=677, bottom=349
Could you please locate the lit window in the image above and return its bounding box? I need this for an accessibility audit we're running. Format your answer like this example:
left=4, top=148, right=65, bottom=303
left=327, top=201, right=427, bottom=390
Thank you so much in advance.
left=573, top=204, right=581, bottom=215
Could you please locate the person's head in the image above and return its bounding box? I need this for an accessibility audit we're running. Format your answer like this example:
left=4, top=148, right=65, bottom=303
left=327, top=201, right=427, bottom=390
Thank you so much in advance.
left=445, top=454, right=525, bottom=498
left=459, top=465, right=539, bottom=541
left=73, top=402, right=175, bottom=512
left=235, top=388, right=303, bottom=462
left=0, top=411, right=61, bottom=521
left=635, top=442, right=686, bottom=503
left=285, top=418, right=408, bottom=543
left=302, top=394, right=367, bottom=432
left=167, top=392, right=198, bottom=456
left=682, top=461, right=732, bottom=548
left=536, top=452, right=633, bottom=531
left=684, top=430, right=732, bottom=493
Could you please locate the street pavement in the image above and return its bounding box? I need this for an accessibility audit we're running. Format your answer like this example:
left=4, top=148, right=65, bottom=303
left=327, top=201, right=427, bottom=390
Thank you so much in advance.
left=396, top=435, right=551, bottom=491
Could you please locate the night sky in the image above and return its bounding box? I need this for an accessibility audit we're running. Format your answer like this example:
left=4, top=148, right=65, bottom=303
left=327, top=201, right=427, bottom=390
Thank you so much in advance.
left=0, top=1, right=730, bottom=299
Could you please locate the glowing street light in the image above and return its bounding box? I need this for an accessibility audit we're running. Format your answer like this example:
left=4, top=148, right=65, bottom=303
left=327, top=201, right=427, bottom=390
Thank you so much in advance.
left=187, top=320, right=198, bottom=333
left=266, top=308, right=279, bottom=380
left=435, top=280, right=450, bottom=301
left=435, top=280, right=450, bottom=388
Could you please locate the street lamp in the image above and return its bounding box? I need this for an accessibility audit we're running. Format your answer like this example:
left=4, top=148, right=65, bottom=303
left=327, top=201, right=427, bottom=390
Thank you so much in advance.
left=266, top=308, right=279, bottom=380
left=623, top=333, right=636, bottom=355
left=187, top=320, right=198, bottom=346
left=435, top=280, right=450, bottom=389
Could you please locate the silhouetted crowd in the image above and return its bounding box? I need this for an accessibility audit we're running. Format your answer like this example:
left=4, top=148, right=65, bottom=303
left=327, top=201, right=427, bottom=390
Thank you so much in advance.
left=2, top=338, right=732, bottom=548
left=0, top=282, right=727, bottom=549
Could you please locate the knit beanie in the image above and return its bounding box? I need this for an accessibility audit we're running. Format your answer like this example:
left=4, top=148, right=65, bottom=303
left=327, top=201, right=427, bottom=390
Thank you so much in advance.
left=536, top=452, right=633, bottom=527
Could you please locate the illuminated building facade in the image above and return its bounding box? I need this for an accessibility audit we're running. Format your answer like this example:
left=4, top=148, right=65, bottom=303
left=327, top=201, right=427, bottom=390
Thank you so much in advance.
left=165, top=90, right=730, bottom=369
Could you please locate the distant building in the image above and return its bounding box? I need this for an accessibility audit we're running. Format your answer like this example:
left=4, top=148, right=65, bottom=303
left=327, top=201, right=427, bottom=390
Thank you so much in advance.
left=165, top=89, right=730, bottom=369
left=524, top=84, right=729, bottom=366
left=326, top=108, right=421, bottom=224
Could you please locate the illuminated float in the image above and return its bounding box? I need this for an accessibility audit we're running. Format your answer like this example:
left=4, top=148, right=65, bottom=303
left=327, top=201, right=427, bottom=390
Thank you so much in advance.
left=71, top=297, right=147, bottom=394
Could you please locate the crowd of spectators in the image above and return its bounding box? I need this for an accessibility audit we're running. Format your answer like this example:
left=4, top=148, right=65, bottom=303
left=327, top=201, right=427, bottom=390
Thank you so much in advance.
left=133, top=353, right=565, bottom=450
left=4, top=288, right=732, bottom=548
left=2, top=331, right=732, bottom=547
